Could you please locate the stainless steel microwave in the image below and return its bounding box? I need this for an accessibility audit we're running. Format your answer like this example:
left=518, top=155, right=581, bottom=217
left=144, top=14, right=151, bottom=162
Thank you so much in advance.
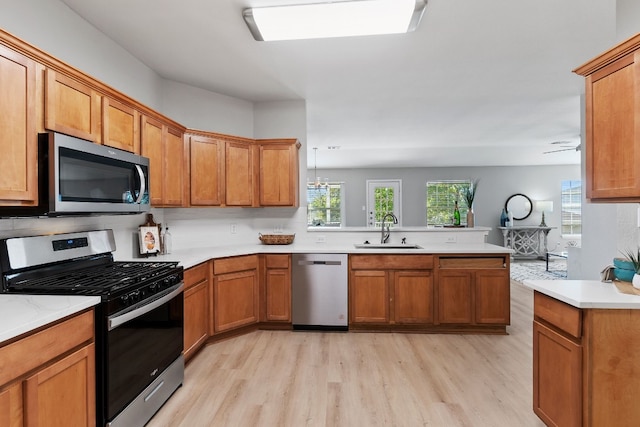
left=0, top=132, right=150, bottom=217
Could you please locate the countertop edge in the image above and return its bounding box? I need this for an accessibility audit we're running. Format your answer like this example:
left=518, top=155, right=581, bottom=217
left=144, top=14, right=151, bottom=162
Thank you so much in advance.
left=0, top=295, right=101, bottom=344
left=122, top=243, right=513, bottom=269
left=521, top=279, right=640, bottom=309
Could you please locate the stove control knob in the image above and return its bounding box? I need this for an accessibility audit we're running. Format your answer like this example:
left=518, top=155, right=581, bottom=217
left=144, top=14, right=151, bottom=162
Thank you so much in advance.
left=149, top=283, right=158, bottom=292
left=120, top=294, right=129, bottom=305
left=129, top=290, right=141, bottom=303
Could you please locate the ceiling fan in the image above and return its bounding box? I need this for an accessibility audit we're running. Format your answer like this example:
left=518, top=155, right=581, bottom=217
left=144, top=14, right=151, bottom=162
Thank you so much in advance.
left=543, top=140, right=581, bottom=154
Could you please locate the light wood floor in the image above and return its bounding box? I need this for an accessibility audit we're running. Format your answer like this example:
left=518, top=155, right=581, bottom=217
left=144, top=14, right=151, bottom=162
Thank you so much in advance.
left=148, top=282, right=545, bottom=427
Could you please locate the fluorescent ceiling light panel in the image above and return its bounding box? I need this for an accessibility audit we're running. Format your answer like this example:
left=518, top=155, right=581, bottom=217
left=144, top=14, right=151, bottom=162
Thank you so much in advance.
left=243, top=0, right=427, bottom=41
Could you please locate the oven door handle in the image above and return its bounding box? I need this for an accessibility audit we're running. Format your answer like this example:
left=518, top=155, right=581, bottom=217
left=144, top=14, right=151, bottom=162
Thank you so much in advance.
left=108, top=282, right=184, bottom=331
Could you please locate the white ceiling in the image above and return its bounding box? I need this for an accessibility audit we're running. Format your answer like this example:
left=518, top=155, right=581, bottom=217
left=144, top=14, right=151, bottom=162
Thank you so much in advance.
left=60, top=0, right=618, bottom=169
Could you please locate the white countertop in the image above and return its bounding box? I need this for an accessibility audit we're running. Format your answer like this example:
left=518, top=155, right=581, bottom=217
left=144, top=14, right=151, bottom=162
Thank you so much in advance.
left=522, top=279, right=640, bottom=309
left=1, top=242, right=509, bottom=345
left=125, top=242, right=512, bottom=269
left=0, top=294, right=100, bottom=344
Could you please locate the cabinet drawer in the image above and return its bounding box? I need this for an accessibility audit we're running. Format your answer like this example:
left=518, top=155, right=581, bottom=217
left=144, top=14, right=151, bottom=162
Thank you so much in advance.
left=184, top=262, right=209, bottom=288
left=439, top=257, right=506, bottom=269
left=214, top=255, right=259, bottom=275
left=350, top=255, right=433, bottom=270
left=534, top=292, right=582, bottom=338
left=0, top=310, right=94, bottom=387
left=265, top=254, right=290, bottom=269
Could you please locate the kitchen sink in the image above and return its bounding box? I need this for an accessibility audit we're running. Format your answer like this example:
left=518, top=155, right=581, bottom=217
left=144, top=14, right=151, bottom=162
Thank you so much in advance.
left=353, top=243, right=422, bottom=249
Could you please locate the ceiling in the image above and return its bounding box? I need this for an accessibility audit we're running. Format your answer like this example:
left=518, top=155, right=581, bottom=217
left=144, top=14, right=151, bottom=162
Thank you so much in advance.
left=59, top=0, right=618, bottom=169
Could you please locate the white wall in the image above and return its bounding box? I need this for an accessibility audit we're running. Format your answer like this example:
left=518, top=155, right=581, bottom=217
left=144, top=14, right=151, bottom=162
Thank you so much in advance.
left=0, top=0, right=164, bottom=109
left=617, top=0, right=640, bottom=41
left=161, top=80, right=254, bottom=136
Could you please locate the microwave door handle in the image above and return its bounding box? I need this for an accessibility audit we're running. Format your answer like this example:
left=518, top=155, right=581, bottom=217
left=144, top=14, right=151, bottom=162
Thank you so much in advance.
left=134, top=165, right=146, bottom=204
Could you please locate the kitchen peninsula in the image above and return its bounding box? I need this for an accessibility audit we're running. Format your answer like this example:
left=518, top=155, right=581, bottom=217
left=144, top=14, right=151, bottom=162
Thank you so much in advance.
left=523, top=279, right=640, bottom=426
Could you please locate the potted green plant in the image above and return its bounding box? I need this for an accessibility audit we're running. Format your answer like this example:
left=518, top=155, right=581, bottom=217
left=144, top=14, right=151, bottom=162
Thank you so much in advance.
left=622, top=247, right=640, bottom=288
left=461, top=180, right=479, bottom=227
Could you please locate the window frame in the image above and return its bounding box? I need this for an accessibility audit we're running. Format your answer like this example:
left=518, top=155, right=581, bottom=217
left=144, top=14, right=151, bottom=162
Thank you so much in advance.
left=306, top=182, right=345, bottom=228
left=561, top=179, right=582, bottom=238
left=426, top=180, right=472, bottom=226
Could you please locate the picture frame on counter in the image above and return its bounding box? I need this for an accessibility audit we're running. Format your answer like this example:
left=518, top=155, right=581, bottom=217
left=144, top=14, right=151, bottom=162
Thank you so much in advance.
left=139, top=225, right=160, bottom=255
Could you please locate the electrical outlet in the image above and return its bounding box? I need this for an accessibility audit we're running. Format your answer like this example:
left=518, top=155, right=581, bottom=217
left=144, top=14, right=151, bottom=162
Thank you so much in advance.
left=316, top=235, right=326, bottom=243
left=230, top=223, right=237, bottom=234
left=445, top=236, right=456, bottom=243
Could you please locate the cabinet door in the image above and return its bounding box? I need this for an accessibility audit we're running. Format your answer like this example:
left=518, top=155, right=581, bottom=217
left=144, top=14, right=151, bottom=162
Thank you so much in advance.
left=189, top=135, right=223, bottom=206
left=102, top=97, right=140, bottom=153
left=259, top=141, right=299, bottom=207
left=349, top=270, right=389, bottom=323
left=265, top=268, right=291, bottom=322
left=213, top=269, right=258, bottom=333
left=225, top=140, right=253, bottom=206
left=393, top=270, right=434, bottom=324
left=0, top=382, right=23, bottom=427
left=141, top=115, right=164, bottom=205
left=533, top=321, right=582, bottom=427
left=438, top=271, right=472, bottom=324
left=583, top=50, right=640, bottom=200
left=0, top=45, right=38, bottom=205
left=163, top=127, right=185, bottom=206
left=184, top=280, right=209, bottom=361
left=24, top=343, right=96, bottom=427
left=474, top=269, right=510, bottom=324
left=44, top=69, right=100, bottom=142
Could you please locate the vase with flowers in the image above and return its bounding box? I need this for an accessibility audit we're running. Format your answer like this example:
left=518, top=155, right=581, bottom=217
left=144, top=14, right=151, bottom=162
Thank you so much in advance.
left=622, top=247, right=640, bottom=289
left=462, top=180, right=479, bottom=228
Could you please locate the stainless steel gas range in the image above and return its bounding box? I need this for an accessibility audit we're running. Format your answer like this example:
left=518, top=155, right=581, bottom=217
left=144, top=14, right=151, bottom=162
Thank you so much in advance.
left=0, top=229, right=184, bottom=427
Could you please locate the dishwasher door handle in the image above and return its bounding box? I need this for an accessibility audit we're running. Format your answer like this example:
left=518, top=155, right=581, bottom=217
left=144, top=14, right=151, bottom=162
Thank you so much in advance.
left=297, top=260, right=343, bottom=266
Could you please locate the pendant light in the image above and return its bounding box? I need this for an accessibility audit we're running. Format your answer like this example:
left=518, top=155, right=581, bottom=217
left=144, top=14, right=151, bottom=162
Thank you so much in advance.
left=311, top=147, right=328, bottom=189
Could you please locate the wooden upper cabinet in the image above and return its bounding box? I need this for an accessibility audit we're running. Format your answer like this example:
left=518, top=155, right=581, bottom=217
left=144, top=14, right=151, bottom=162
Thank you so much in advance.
left=141, top=116, right=184, bottom=207
left=102, top=97, right=140, bottom=153
left=225, top=140, right=253, bottom=206
left=141, top=116, right=164, bottom=206
left=44, top=68, right=100, bottom=142
left=0, top=44, right=38, bottom=206
left=164, top=127, right=185, bottom=206
left=189, top=134, right=223, bottom=206
left=257, top=139, right=300, bottom=207
left=574, top=33, right=640, bottom=201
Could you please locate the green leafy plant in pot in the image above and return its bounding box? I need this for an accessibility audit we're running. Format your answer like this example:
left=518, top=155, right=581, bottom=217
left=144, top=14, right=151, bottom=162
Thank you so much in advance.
left=461, top=180, right=479, bottom=228
left=621, top=248, right=640, bottom=288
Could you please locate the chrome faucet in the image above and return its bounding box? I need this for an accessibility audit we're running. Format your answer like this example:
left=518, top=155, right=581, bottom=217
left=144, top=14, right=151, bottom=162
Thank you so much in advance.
left=380, top=212, right=398, bottom=244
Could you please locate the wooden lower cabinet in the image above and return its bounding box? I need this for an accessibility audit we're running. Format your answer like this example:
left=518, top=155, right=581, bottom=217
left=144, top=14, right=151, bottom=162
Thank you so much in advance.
left=438, top=270, right=473, bottom=324
left=349, top=255, right=434, bottom=327
left=0, top=309, right=95, bottom=427
left=212, top=255, right=259, bottom=334
left=183, top=262, right=210, bottom=361
left=0, top=382, right=22, bottom=427
left=437, top=256, right=510, bottom=328
left=350, top=269, right=389, bottom=323
left=263, top=254, right=291, bottom=322
left=533, top=320, right=582, bottom=426
left=393, top=270, right=434, bottom=324
left=24, top=343, right=95, bottom=427
left=533, top=292, right=640, bottom=425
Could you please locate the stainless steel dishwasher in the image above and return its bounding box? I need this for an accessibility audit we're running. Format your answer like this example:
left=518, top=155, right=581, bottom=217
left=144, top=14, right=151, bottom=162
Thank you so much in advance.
left=292, top=253, right=348, bottom=331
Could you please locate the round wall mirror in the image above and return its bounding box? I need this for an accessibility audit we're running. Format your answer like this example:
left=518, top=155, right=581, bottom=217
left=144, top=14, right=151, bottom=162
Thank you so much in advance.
left=505, top=193, right=533, bottom=220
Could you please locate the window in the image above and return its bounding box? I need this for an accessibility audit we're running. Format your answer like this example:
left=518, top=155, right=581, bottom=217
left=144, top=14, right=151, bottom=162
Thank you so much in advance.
left=561, top=180, right=581, bottom=236
left=307, top=183, right=344, bottom=227
left=366, top=180, right=402, bottom=227
left=426, top=180, right=471, bottom=225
